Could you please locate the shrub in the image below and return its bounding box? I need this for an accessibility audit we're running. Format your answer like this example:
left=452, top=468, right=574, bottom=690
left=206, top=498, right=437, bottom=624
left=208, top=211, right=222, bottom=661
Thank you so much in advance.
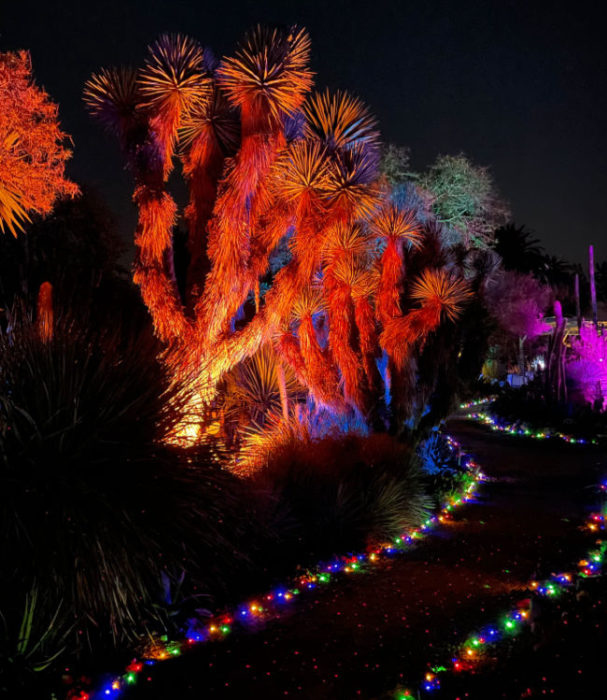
left=416, top=431, right=470, bottom=505
left=252, top=433, right=431, bottom=562
left=0, top=313, right=248, bottom=670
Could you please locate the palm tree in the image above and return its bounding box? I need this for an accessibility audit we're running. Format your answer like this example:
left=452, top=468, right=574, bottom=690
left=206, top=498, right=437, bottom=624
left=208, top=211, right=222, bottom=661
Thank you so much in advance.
left=493, top=223, right=546, bottom=277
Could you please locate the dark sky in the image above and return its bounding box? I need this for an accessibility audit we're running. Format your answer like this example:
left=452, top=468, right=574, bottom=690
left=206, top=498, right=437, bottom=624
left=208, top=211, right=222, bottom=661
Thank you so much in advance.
left=2, top=0, right=605, bottom=264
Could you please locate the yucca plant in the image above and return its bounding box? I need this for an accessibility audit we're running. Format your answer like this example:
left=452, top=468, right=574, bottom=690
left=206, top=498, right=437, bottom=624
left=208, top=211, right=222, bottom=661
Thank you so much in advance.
left=221, top=346, right=304, bottom=446
left=0, top=311, right=248, bottom=660
left=85, top=27, right=473, bottom=439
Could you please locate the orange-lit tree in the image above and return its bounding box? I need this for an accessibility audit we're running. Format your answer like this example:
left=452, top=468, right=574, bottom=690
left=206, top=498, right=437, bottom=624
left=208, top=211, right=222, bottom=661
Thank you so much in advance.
left=85, top=27, right=470, bottom=446
left=0, top=51, right=78, bottom=236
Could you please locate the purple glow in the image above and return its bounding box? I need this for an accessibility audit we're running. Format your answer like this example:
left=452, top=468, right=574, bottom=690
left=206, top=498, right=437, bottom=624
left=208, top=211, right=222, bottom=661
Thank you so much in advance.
left=567, top=325, right=607, bottom=411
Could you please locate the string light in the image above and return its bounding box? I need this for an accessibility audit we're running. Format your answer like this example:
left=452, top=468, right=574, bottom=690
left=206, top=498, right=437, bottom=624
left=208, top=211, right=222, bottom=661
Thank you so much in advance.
left=458, top=397, right=495, bottom=410
left=465, top=410, right=598, bottom=446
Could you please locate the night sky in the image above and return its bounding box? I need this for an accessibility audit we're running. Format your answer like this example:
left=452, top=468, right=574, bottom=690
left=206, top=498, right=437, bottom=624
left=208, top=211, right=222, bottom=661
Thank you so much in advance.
left=2, top=0, right=605, bottom=264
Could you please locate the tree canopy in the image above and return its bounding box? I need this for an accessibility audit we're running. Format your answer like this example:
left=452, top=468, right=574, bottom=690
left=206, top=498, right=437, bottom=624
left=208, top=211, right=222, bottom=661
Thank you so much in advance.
left=419, top=153, right=509, bottom=249
left=0, top=51, right=78, bottom=236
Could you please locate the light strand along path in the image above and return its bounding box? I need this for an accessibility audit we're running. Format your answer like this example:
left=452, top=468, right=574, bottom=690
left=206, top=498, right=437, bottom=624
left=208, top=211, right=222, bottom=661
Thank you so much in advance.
left=129, top=416, right=606, bottom=699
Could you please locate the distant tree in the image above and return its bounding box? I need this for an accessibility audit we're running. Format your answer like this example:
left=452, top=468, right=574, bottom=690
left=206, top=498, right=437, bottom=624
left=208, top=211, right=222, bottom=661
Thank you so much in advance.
left=494, top=223, right=586, bottom=314
left=0, top=51, right=77, bottom=236
left=419, top=153, right=509, bottom=249
left=485, top=269, right=551, bottom=376
left=493, top=223, right=546, bottom=276
left=539, top=254, right=573, bottom=287
left=537, top=254, right=577, bottom=315
left=380, top=144, right=415, bottom=186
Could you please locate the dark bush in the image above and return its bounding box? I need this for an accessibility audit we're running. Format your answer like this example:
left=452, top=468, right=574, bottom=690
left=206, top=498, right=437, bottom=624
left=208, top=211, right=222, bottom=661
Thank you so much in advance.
left=415, top=430, right=470, bottom=506
left=0, top=313, right=248, bottom=673
left=491, top=385, right=607, bottom=440
left=252, top=433, right=431, bottom=562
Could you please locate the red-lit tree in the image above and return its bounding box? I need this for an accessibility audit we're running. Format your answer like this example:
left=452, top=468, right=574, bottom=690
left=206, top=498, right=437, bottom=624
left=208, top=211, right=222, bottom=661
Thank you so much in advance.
left=85, top=27, right=470, bottom=445
left=0, top=51, right=78, bottom=236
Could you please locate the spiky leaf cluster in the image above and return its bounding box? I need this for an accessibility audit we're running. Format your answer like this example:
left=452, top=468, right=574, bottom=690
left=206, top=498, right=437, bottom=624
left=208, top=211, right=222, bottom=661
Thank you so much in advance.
left=139, top=34, right=210, bottom=114
left=217, top=25, right=313, bottom=121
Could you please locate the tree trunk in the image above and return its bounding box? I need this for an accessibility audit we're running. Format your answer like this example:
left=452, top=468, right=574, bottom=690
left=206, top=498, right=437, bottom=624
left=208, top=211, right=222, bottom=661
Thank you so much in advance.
left=518, top=335, right=526, bottom=382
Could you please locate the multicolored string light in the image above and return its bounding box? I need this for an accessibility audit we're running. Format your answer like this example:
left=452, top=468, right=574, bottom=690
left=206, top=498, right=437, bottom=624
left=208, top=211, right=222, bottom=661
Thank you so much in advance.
left=465, top=409, right=599, bottom=446
left=65, top=437, right=483, bottom=700
left=394, top=473, right=607, bottom=697
left=458, top=397, right=495, bottom=410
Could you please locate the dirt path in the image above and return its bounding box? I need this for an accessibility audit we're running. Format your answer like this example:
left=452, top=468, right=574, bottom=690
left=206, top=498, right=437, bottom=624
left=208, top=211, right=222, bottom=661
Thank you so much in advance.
left=128, top=418, right=606, bottom=699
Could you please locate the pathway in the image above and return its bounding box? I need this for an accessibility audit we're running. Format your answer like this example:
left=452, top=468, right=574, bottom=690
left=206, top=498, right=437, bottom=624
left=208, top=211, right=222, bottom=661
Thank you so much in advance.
left=128, top=417, right=606, bottom=699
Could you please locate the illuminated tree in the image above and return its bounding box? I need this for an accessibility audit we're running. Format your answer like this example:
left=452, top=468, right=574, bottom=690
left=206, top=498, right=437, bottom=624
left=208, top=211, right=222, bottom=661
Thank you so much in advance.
left=567, top=324, right=607, bottom=411
left=420, top=153, right=508, bottom=249
left=0, top=51, right=78, bottom=236
left=85, top=27, right=472, bottom=445
left=485, top=269, right=550, bottom=377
